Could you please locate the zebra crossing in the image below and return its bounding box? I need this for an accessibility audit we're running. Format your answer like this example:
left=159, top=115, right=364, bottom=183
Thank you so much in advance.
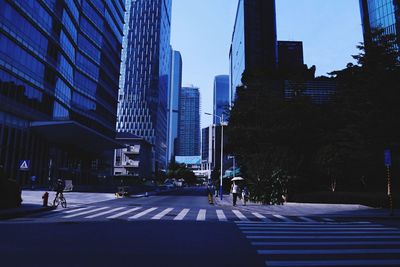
left=41, top=205, right=340, bottom=223
left=236, top=220, right=400, bottom=267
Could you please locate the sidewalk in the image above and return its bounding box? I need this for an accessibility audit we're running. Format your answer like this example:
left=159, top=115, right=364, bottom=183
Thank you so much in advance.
left=214, top=193, right=399, bottom=218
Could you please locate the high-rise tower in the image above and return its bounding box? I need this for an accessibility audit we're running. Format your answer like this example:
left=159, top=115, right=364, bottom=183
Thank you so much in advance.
left=177, top=86, right=200, bottom=156
left=117, top=0, right=172, bottom=171
left=359, top=0, right=400, bottom=46
left=229, top=0, right=278, bottom=104
left=213, top=75, right=230, bottom=125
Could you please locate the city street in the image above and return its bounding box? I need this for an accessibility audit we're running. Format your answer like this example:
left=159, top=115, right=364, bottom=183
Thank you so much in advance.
left=1, top=187, right=400, bottom=267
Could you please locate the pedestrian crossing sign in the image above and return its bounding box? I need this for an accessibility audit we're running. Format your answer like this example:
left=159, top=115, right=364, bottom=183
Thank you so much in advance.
left=19, top=160, right=30, bottom=171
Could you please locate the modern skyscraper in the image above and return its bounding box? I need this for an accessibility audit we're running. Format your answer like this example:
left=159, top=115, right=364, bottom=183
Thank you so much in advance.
left=278, top=41, right=304, bottom=71
left=0, top=0, right=125, bottom=184
left=229, top=0, right=278, bottom=104
left=167, top=50, right=182, bottom=163
left=213, top=75, right=230, bottom=125
left=117, top=0, right=172, bottom=171
left=177, top=86, right=200, bottom=156
left=359, top=0, right=400, bottom=45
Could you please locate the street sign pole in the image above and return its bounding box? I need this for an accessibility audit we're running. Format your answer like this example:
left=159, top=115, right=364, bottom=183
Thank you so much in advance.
left=384, top=149, right=394, bottom=216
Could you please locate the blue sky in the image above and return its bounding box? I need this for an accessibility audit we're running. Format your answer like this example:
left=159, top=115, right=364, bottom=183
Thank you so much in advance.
left=170, top=0, right=363, bottom=128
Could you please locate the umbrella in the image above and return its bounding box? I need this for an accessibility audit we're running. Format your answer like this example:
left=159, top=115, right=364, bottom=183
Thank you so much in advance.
left=231, top=177, right=244, bottom=181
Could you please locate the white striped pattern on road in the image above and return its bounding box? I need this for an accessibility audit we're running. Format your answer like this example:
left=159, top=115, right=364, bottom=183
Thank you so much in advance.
left=235, top=220, right=400, bottom=267
left=63, top=207, right=109, bottom=218
left=216, top=209, right=227, bottom=221
left=196, top=209, right=206, bottom=221
left=106, top=207, right=141, bottom=219
left=173, top=208, right=190, bottom=220
left=151, top=208, right=174, bottom=220
left=85, top=207, right=125, bottom=219
left=62, top=206, right=94, bottom=214
left=129, top=207, right=158, bottom=220
left=232, top=210, right=248, bottom=221
left=272, top=214, right=292, bottom=222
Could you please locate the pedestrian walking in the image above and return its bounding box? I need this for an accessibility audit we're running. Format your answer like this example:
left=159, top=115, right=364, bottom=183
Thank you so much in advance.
left=242, top=185, right=249, bottom=206
left=231, top=181, right=238, bottom=206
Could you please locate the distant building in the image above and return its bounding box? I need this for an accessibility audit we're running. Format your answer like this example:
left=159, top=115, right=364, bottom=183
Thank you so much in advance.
left=175, top=156, right=201, bottom=170
left=0, top=0, right=125, bottom=185
left=359, top=0, right=400, bottom=46
left=117, top=0, right=172, bottom=172
left=284, top=80, right=337, bottom=105
left=114, top=133, right=153, bottom=179
left=177, top=86, right=200, bottom=156
left=229, top=0, right=278, bottom=104
left=213, top=75, right=230, bottom=125
left=167, top=50, right=182, bottom=163
left=278, top=41, right=304, bottom=71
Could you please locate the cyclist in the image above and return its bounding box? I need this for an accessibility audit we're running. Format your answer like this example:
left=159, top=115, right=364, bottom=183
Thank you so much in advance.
left=53, top=179, right=65, bottom=206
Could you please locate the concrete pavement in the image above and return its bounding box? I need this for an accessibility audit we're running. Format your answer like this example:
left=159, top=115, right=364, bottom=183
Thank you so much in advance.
left=214, top=193, right=400, bottom=218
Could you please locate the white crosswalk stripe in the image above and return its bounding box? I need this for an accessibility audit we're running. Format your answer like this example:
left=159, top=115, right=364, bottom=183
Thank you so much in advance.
left=128, top=207, right=157, bottom=220
left=62, top=206, right=95, bottom=214
left=298, top=216, right=316, bottom=222
left=272, top=214, right=293, bottom=222
left=196, top=209, right=206, bottom=221
left=232, top=210, right=248, bottom=221
left=174, top=208, right=190, bottom=220
left=106, top=207, right=141, bottom=219
left=63, top=207, right=110, bottom=218
left=216, top=209, right=227, bottom=221
left=152, top=208, right=174, bottom=220
left=85, top=207, right=125, bottom=219
left=235, top=221, right=400, bottom=267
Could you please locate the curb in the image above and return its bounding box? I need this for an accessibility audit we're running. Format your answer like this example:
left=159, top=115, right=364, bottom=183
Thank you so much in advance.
left=0, top=205, right=55, bottom=220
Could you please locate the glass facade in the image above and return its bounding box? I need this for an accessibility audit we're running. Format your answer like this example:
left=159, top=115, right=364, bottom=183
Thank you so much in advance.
left=360, top=0, right=400, bottom=45
left=213, top=75, right=230, bottom=125
left=167, top=50, right=182, bottom=162
left=117, top=0, right=172, bottom=171
left=278, top=41, right=304, bottom=71
left=0, top=0, right=125, bottom=183
left=177, top=86, right=200, bottom=156
left=229, top=0, right=278, bottom=104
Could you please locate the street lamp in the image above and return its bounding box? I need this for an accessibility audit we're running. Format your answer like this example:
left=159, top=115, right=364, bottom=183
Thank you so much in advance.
left=205, top=112, right=226, bottom=200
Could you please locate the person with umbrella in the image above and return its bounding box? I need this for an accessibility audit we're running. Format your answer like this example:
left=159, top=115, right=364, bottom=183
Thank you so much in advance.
left=230, top=177, right=243, bottom=206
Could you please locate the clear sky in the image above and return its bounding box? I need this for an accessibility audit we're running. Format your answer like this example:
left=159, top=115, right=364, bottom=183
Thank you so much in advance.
left=170, top=0, right=363, bottom=128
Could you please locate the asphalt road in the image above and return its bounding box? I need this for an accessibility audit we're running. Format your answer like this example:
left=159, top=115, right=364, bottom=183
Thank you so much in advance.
left=1, top=187, right=400, bottom=267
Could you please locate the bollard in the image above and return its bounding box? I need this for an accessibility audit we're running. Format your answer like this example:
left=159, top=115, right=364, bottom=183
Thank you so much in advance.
left=42, top=192, right=49, bottom=207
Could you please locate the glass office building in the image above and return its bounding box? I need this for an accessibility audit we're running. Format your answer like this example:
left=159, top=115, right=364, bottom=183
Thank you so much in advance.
left=177, top=86, right=200, bottom=156
left=359, top=0, right=400, bottom=45
left=229, top=0, right=278, bottom=104
left=213, top=75, right=230, bottom=125
left=0, top=0, right=125, bottom=184
left=117, top=0, right=172, bottom=171
left=167, top=50, right=182, bottom=162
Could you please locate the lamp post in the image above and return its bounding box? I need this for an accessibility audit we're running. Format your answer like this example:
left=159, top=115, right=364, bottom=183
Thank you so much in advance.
left=205, top=112, right=225, bottom=200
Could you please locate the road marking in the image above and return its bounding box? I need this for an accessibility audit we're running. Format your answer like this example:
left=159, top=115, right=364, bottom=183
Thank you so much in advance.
left=85, top=207, right=125, bottom=219
left=151, top=208, right=174, bottom=220
left=216, top=210, right=227, bottom=221
left=239, top=227, right=397, bottom=231
left=196, top=209, right=206, bottom=221
left=272, top=214, right=292, bottom=222
left=232, top=210, right=248, bottom=221
left=252, top=212, right=272, bottom=222
left=258, top=248, right=400, bottom=255
left=265, top=259, right=400, bottom=267
left=235, top=222, right=382, bottom=226
left=128, top=207, right=157, bottom=219
left=321, top=218, right=335, bottom=222
left=63, top=207, right=109, bottom=218
left=244, top=230, right=400, bottom=235
left=62, top=206, right=94, bottom=214
left=106, top=207, right=141, bottom=219
left=174, top=208, right=190, bottom=220
left=298, top=216, right=316, bottom=222
left=252, top=241, right=400, bottom=246
left=247, top=235, right=400, bottom=239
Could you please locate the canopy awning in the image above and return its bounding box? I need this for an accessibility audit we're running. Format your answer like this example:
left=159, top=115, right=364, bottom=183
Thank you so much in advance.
left=30, top=121, right=124, bottom=153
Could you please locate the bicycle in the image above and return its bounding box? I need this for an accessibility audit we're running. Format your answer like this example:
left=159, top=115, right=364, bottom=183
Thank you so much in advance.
left=53, top=193, right=67, bottom=208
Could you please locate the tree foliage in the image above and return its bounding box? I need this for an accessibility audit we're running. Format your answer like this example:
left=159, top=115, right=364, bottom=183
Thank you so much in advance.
left=226, top=28, right=400, bottom=204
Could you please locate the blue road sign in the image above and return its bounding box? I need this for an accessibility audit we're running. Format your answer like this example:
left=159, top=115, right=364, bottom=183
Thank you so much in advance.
left=384, top=149, right=391, bottom=167
left=19, top=160, right=30, bottom=171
